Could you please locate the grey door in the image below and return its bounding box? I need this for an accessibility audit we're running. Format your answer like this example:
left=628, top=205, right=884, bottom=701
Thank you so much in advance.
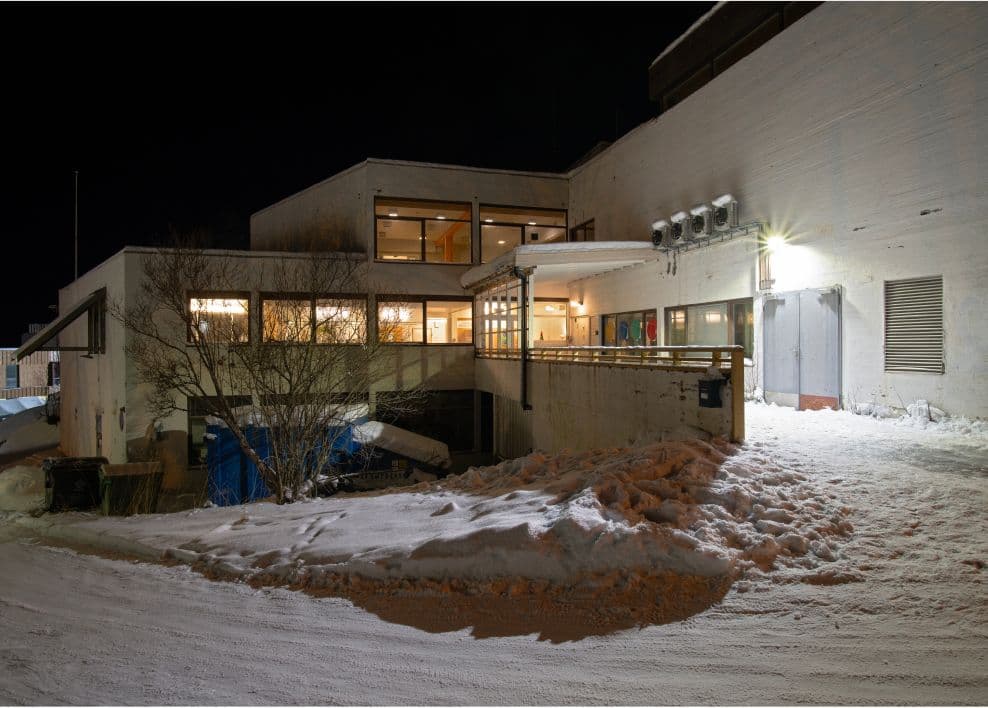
left=763, top=288, right=841, bottom=410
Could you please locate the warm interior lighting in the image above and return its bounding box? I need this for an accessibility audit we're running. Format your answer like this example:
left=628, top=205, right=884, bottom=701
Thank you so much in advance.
left=484, top=218, right=494, bottom=223
left=544, top=304, right=556, bottom=313
left=527, top=221, right=537, bottom=226
left=766, top=234, right=786, bottom=252
left=388, top=211, right=398, bottom=217
left=191, top=298, right=247, bottom=315
left=497, top=240, right=506, bottom=245
left=436, top=215, right=446, bottom=220
left=704, top=311, right=722, bottom=324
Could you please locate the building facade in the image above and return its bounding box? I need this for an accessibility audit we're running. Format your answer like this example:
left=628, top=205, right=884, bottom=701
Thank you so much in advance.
left=22, top=1, right=987, bottom=494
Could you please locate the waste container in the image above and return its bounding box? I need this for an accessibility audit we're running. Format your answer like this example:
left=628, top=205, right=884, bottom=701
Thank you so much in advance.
left=43, top=457, right=108, bottom=512
left=99, top=462, right=164, bottom=516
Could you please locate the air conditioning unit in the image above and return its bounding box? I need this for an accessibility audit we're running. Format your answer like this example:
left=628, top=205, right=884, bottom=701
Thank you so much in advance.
left=670, top=211, right=688, bottom=243
left=651, top=220, right=670, bottom=248
left=712, top=194, right=739, bottom=232
left=689, top=204, right=711, bottom=239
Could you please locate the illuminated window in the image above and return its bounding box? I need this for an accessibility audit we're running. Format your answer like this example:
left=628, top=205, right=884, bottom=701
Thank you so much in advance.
left=533, top=300, right=569, bottom=346
left=188, top=294, right=250, bottom=343
left=378, top=298, right=473, bottom=344
left=262, top=296, right=367, bottom=344
left=315, top=298, right=367, bottom=344
left=664, top=298, right=752, bottom=354
left=479, top=205, right=567, bottom=263
left=375, top=198, right=472, bottom=263
left=601, top=309, right=658, bottom=346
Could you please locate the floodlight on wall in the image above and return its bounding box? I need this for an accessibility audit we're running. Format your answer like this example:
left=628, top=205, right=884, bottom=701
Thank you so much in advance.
left=651, top=219, right=670, bottom=247
left=670, top=211, right=687, bottom=242
left=712, top=194, right=739, bottom=232
left=689, top=204, right=711, bottom=238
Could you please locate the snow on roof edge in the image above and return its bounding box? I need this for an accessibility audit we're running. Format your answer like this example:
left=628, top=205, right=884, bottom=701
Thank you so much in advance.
left=649, top=2, right=727, bottom=69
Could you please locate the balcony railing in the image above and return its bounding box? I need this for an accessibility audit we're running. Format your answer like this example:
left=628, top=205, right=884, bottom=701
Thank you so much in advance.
left=476, top=345, right=743, bottom=369
left=0, top=385, right=59, bottom=400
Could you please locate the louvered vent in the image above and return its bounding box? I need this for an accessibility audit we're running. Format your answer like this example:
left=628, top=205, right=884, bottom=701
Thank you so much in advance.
left=884, top=276, right=943, bottom=373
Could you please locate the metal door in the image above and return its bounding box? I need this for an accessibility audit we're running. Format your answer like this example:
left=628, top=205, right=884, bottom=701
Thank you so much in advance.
left=762, top=288, right=841, bottom=410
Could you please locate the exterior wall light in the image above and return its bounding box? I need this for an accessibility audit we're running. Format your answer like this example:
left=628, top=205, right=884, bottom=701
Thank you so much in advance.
left=766, top=234, right=787, bottom=252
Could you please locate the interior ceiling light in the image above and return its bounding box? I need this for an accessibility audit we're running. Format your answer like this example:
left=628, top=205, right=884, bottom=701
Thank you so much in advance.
left=388, top=211, right=398, bottom=217
left=497, top=240, right=506, bottom=245
left=436, top=215, right=446, bottom=220
left=484, top=218, right=494, bottom=223
left=527, top=221, right=537, bottom=226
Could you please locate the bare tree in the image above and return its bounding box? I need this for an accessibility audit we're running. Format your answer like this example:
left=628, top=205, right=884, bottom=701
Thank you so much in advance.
left=114, top=239, right=421, bottom=503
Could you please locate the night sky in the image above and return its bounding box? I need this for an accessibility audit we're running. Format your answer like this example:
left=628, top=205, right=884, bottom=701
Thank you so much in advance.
left=2, top=2, right=713, bottom=345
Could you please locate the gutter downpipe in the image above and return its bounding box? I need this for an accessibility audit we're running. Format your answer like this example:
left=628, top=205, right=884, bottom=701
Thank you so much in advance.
left=512, top=266, right=533, bottom=411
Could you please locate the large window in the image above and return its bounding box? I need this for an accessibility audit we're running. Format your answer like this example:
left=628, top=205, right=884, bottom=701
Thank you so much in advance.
left=533, top=300, right=569, bottom=347
left=375, top=198, right=472, bottom=264
left=261, top=295, right=367, bottom=344
left=884, top=276, right=943, bottom=373
left=188, top=294, right=250, bottom=343
left=4, top=363, right=18, bottom=389
left=664, top=298, right=753, bottom=354
left=479, top=205, right=567, bottom=263
left=475, top=279, right=523, bottom=351
left=377, top=298, right=473, bottom=344
left=601, top=309, right=658, bottom=346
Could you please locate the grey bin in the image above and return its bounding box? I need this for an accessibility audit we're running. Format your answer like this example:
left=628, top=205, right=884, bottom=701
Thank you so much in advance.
left=99, top=462, right=164, bottom=516
left=43, top=457, right=109, bottom=512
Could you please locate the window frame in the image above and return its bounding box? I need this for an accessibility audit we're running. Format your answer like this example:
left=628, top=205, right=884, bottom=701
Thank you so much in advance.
left=376, top=295, right=474, bottom=346
left=662, top=297, right=754, bottom=354
left=259, top=292, right=368, bottom=345
left=479, top=203, right=568, bottom=263
left=600, top=308, right=659, bottom=347
left=374, top=196, right=473, bottom=265
left=186, top=291, right=252, bottom=345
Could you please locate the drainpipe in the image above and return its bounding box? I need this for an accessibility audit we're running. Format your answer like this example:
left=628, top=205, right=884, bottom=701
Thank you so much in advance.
left=512, top=267, right=533, bottom=411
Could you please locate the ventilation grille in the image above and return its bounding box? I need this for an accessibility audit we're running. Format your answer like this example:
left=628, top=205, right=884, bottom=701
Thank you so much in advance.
left=884, top=276, right=943, bottom=373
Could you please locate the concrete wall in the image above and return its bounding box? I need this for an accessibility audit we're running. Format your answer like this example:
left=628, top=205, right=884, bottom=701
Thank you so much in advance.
left=59, top=251, right=129, bottom=464
left=568, top=2, right=988, bottom=417
left=477, top=358, right=732, bottom=455
left=251, top=159, right=569, bottom=297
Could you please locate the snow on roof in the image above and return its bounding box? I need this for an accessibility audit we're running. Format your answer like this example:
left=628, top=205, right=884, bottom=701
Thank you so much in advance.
left=0, top=396, right=46, bottom=419
left=352, top=421, right=451, bottom=468
left=460, top=241, right=656, bottom=289
left=649, top=1, right=727, bottom=68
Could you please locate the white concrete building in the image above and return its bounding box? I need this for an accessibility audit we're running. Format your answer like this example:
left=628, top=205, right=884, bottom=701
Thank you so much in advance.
left=20, top=1, right=987, bottom=498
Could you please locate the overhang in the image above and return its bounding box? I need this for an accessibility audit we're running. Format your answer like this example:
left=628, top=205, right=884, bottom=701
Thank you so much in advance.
left=460, top=242, right=657, bottom=292
left=16, top=288, right=107, bottom=360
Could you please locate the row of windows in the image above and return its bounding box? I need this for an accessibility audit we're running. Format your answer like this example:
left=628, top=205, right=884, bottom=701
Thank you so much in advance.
left=375, top=198, right=589, bottom=265
left=187, top=294, right=475, bottom=346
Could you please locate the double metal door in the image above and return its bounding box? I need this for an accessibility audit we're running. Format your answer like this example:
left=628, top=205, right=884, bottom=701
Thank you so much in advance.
left=762, top=288, right=841, bottom=410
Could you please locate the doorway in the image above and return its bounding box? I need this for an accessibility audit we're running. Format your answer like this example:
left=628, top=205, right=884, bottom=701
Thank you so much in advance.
left=762, top=288, right=841, bottom=410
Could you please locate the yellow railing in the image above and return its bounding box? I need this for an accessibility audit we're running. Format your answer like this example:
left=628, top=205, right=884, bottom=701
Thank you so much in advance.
left=475, top=345, right=746, bottom=442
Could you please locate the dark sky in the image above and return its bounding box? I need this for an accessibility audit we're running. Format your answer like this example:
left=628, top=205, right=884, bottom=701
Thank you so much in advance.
left=2, top=2, right=713, bottom=344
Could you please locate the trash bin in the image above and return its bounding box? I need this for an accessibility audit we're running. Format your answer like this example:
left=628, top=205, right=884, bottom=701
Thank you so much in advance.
left=99, top=462, right=164, bottom=516
left=43, top=457, right=108, bottom=512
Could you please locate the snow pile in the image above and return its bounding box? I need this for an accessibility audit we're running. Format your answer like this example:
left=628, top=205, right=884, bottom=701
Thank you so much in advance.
left=0, top=465, right=45, bottom=513
left=30, top=434, right=851, bottom=635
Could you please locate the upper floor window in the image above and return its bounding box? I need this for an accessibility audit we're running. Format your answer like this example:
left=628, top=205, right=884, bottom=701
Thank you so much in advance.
left=479, top=205, right=567, bottom=263
left=188, top=294, right=250, bottom=344
left=378, top=298, right=473, bottom=344
left=375, top=198, right=472, bottom=264
left=261, top=295, right=367, bottom=344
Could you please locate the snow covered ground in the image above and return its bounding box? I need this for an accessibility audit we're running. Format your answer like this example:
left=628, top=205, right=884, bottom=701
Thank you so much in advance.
left=0, top=402, right=985, bottom=704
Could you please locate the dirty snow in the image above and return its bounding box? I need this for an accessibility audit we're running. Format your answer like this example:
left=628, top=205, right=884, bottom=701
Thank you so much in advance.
left=0, top=401, right=986, bottom=703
